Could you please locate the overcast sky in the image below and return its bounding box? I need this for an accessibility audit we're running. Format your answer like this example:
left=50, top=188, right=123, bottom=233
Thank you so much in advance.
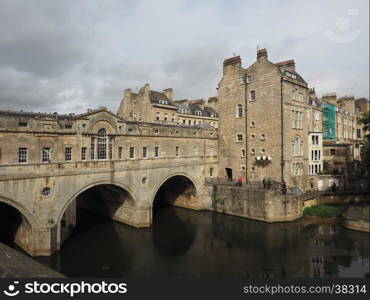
left=0, top=0, right=368, bottom=114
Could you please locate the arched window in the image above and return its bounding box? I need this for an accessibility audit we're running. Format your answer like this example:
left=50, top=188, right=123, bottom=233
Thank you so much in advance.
left=97, top=128, right=107, bottom=160
left=237, top=104, right=243, bottom=118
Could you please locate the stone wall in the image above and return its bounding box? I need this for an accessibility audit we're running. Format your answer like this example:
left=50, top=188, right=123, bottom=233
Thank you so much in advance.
left=209, top=185, right=302, bottom=222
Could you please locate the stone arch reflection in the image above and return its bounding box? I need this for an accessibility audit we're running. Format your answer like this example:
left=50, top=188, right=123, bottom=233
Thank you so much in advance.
left=152, top=175, right=197, bottom=256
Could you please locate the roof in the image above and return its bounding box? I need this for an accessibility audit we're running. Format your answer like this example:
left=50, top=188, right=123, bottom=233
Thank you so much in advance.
left=223, top=56, right=241, bottom=66
left=204, top=106, right=218, bottom=117
left=0, top=110, right=77, bottom=121
left=188, top=103, right=208, bottom=117
left=149, top=90, right=169, bottom=103
left=174, top=102, right=189, bottom=113
left=275, top=59, right=295, bottom=67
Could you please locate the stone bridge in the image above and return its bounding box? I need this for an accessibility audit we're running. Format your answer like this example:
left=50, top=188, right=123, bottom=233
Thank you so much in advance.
left=0, top=156, right=216, bottom=256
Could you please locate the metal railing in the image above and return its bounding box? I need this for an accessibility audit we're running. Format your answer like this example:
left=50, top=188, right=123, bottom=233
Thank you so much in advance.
left=205, top=178, right=292, bottom=195
left=205, top=177, right=370, bottom=199
left=343, top=205, right=370, bottom=222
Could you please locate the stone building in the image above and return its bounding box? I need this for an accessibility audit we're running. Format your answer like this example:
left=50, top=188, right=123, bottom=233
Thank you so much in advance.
left=0, top=108, right=217, bottom=168
left=117, top=83, right=218, bottom=128
left=320, top=93, right=369, bottom=186
left=217, top=49, right=311, bottom=191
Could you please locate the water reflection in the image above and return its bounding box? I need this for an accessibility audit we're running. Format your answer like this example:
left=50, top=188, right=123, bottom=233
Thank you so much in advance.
left=35, top=207, right=369, bottom=278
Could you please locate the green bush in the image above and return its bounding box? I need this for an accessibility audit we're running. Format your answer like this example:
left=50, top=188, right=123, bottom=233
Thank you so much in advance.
left=362, top=206, right=370, bottom=218
left=303, top=204, right=343, bottom=218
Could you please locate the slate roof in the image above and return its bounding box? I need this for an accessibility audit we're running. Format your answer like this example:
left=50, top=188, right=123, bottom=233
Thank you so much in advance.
left=204, top=106, right=218, bottom=117
left=0, top=110, right=77, bottom=121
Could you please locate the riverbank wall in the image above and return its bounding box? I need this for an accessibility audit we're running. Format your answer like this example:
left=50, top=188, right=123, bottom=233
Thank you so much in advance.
left=208, top=185, right=302, bottom=222
left=0, top=242, right=64, bottom=278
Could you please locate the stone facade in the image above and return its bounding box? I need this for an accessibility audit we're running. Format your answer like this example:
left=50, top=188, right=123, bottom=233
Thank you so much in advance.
left=0, top=108, right=218, bottom=255
left=117, top=83, right=219, bottom=128
left=217, top=49, right=312, bottom=191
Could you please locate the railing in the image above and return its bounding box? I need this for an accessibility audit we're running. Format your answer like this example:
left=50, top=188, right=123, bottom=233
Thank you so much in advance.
left=298, top=186, right=370, bottom=201
left=205, top=178, right=370, bottom=199
left=205, top=178, right=293, bottom=195
left=343, top=205, right=370, bottom=222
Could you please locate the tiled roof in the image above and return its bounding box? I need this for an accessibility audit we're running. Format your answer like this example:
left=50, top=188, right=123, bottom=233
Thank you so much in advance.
left=275, top=59, right=295, bottom=67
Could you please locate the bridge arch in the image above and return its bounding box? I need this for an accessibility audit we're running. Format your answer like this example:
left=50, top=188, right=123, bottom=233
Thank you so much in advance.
left=56, top=180, right=137, bottom=248
left=151, top=173, right=202, bottom=210
left=0, top=194, right=37, bottom=228
left=0, top=194, right=35, bottom=254
left=57, top=180, right=137, bottom=226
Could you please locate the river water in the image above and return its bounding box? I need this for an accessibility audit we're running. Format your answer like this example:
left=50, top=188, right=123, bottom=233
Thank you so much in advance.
left=35, top=207, right=369, bottom=278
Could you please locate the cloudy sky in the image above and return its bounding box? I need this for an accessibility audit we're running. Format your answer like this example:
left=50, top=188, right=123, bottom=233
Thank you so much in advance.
left=0, top=0, right=368, bottom=114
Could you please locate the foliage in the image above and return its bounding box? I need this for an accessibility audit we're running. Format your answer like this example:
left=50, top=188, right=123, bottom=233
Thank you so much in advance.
left=362, top=206, right=370, bottom=218
left=303, top=204, right=343, bottom=218
left=358, top=111, right=370, bottom=172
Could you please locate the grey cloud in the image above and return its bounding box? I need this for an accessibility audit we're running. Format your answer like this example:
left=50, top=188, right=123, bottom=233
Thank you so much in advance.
left=0, top=0, right=368, bottom=114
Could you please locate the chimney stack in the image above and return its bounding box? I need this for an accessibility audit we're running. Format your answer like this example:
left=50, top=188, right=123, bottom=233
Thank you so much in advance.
left=257, top=48, right=268, bottom=61
left=222, top=56, right=241, bottom=75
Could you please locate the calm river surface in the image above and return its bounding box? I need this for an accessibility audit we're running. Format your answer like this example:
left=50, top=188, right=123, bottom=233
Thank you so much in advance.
left=35, top=207, right=369, bottom=278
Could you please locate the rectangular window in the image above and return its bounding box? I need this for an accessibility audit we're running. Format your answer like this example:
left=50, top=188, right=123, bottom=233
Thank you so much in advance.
left=64, top=124, right=72, bottom=129
left=237, top=134, right=243, bottom=142
left=330, top=149, right=336, bottom=155
left=129, top=147, right=135, bottom=159
left=118, top=147, right=123, bottom=159
left=18, top=148, right=28, bottom=164
left=356, top=129, right=361, bottom=138
left=65, top=147, right=72, bottom=162
left=241, top=149, right=245, bottom=157
left=250, top=90, right=256, bottom=101
left=155, top=146, right=159, bottom=158
left=91, top=138, right=95, bottom=160
left=210, top=167, right=213, bottom=177
left=81, top=147, right=87, bottom=161
left=175, top=146, right=180, bottom=157
left=143, top=147, right=147, bottom=158
left=18, top=121, right=28, bottom=127
left=109, top=138, right=114, bottom=160
left=42, top=147, right=51, bottom=163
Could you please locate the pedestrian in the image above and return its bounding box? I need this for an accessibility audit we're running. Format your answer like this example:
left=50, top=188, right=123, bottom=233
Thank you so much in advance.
left=237, top=177, right=243, bottom=186
left=331, top=182, right=337, bottom=192
left=281, top=181, right=287, bottom=195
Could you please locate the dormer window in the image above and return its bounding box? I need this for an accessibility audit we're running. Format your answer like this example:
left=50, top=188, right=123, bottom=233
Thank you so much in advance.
left=159, top=100, right=168, bottom=105
left=196, top=111, right=202, bottom=116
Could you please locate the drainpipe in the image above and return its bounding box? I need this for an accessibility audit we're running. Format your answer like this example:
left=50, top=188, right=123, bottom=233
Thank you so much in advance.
left=244, top=73, right=248, bottom=182
left=280, top=77, right=285, bottom=183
